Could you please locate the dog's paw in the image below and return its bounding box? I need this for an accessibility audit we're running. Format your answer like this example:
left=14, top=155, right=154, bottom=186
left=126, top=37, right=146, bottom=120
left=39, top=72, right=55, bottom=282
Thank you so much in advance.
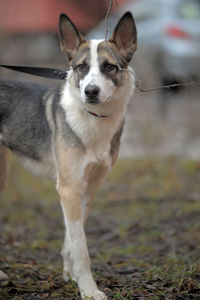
left=63, top=270, right=71, bottom=282
left=62, top=257, right=74, bottom=282
left=63, top=269, right=76, bottom=283
left=81, top=290, right=107, bottom=300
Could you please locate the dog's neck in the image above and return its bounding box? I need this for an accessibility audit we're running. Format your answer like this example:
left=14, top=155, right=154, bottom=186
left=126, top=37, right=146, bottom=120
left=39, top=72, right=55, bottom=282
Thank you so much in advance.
left=63, top=80, right=132, bottom=122
left=87, top=110, right=109, bottom=118
left=60, top=74, right=134, bottom=157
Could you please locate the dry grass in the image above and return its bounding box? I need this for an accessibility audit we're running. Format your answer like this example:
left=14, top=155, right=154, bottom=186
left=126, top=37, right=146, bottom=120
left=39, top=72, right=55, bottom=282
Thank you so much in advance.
left=0, top=155, right=200, bottom=299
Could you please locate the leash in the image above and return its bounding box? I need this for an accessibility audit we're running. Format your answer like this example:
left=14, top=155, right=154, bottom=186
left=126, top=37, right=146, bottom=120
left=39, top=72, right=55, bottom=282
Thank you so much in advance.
left=0, top=64, right=109, bottom=118
left=0, top=64, right=67, bottom=80
left=87, top=110, right=108, bottom=118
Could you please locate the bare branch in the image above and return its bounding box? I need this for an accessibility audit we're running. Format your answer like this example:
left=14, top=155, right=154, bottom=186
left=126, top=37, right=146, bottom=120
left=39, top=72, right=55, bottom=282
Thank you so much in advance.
left=136, top=80, right=200, bottom=93
left=105, top=0, right=113, bottom=42
left=105, top=0, right=135, bottom=75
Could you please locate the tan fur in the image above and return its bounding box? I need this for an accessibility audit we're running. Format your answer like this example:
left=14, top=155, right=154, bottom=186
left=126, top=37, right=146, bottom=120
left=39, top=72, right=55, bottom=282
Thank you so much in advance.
left=0, top=12, right=136, bottom=299
left=55, top=135, right=85, bottom=222
left=58, top=184, right=82, bottom=222
left=0, top=145, right=8, bottom=197
left=83, top=162, right=108, bottom=223
left=98, top=41, right=128, bottom=68
left=56, top=152, right=109, bottom=223
left=112, top=144, right=120, bottom=166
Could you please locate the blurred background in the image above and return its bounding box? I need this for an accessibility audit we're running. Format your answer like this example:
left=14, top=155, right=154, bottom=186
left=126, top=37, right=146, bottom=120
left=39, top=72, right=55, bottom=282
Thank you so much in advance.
left=1, top=1, right=200, bottom=298
left=0, top=0, right=200, bottom=159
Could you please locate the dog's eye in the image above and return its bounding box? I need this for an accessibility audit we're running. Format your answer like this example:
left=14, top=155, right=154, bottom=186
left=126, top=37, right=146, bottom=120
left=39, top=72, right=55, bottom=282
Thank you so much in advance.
left=105, top=63, right=117, bottom=72
left=77, top=64, right=87, bottom=72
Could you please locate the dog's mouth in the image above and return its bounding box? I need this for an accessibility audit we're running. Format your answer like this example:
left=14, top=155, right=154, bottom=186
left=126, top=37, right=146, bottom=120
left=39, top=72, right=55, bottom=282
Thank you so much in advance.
left=85, top=97, right=99, bottom=105
left=83, top=95, right=112, bottom=118
left=85, top=95, right=112, bottom=105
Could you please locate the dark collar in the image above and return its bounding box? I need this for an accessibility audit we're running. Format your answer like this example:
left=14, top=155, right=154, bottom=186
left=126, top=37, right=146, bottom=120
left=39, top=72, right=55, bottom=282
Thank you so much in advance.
left=87, top=110, right=109, bottom=118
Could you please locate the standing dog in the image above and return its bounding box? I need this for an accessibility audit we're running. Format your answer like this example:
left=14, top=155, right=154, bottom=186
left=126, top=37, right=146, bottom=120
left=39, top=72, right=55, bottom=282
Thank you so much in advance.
left=0, top=12, right=137, bottom=299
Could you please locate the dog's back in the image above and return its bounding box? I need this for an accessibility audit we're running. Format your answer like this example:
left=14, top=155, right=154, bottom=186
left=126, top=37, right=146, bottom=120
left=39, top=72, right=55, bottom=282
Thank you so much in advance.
left=0, top=80, right=57, bottom=190
left=0, top=80, right=53, bottom=160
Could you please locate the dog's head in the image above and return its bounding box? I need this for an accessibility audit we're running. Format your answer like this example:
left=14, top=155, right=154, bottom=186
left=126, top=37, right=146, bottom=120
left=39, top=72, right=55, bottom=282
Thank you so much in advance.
left=58, top=12, right=137, bottom=106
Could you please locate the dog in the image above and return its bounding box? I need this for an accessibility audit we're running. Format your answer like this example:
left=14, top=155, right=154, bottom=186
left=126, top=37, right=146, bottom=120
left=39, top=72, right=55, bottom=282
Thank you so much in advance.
left=0, top=11, right=137, bottom=299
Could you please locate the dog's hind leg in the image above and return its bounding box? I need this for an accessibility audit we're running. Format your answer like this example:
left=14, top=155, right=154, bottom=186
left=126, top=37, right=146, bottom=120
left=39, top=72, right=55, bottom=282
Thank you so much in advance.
left=0, top=145, right=8, bottom=197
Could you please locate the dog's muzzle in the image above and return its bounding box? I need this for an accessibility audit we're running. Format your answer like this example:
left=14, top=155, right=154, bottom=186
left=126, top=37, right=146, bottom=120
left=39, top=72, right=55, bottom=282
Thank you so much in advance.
left=84, top=85, right=100, bottom=104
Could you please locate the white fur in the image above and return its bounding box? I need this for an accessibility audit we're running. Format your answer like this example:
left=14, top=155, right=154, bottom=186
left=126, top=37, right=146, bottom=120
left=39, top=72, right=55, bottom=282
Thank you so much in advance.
left=62, top=218, right=104, bottom=299
left=61, top=40, right=135, bottom=170
left=80, top=40, right=115, bottom=104
left=20, top=155, right=55, bottom=180
left=60, top=39, right=135, bottom=300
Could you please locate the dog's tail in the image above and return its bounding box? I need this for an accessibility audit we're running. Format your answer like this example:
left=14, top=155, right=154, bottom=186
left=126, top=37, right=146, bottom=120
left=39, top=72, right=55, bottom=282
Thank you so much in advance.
left=0, top=145, right=8, bottom=197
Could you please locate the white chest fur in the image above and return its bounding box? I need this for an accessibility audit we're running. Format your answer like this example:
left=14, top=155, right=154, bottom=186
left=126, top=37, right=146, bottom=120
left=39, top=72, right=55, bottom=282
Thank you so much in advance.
left=60, top=39, right=135, bottom=170
left=61, top=87, right=122, bottom=167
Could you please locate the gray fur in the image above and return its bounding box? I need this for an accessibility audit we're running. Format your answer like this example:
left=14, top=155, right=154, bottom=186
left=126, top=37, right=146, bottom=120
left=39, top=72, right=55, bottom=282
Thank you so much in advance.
left=110, top=121, right=124, bottom=156
left=71, top=46, right=90, bottom=88
left=0, top=79, right=84, bottom=161
left=0, top=11, right=136, bottom=299
left=53, top=90, right=85, bottom=149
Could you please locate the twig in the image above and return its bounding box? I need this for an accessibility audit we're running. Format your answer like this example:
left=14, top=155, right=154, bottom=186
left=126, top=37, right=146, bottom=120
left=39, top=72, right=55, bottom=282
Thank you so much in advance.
left=105, top=0, right=134, bottom=74
left=105, top=0, right=113, bottom=42
left=104, top=0, right=200, bottom=92
left=136, top=80, right=200, bottom=93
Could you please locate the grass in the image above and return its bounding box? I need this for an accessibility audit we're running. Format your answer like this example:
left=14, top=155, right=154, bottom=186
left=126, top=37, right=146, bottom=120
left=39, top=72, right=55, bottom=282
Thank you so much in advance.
left=0, top=155, right=200, bottom=299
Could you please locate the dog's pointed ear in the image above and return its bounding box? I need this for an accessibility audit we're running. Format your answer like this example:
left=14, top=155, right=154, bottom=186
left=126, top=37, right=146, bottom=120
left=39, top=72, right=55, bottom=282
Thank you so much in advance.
left=109, top=12, right=137, bottom=62
left=58, top=13, right=86, bottom=62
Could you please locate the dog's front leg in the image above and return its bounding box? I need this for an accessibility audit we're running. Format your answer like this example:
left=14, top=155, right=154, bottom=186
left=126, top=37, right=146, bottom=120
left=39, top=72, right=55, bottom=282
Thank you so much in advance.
left=61, top=224, right=74, bottom=282
left=82, top=164, right=109, bottom=225
left=58, top=183, right=107, bottom=299
left=56, top=161, right=107, bottom=299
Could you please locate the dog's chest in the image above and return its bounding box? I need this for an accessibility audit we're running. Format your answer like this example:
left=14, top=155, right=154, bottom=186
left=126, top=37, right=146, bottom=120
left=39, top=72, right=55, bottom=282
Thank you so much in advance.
left=69, top=110, right=114, bottom=165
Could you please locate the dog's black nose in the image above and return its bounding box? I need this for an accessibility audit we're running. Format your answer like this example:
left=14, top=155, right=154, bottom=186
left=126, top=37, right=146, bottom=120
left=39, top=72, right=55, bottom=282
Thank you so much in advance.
left=85, top=85, right=100, bottom=99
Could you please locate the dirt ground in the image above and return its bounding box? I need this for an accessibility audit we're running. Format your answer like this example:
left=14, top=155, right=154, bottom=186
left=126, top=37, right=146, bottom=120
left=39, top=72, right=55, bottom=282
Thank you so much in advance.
left=0, top=33, right=200, bottom=300
left=1, top=156, right=200, bottom=299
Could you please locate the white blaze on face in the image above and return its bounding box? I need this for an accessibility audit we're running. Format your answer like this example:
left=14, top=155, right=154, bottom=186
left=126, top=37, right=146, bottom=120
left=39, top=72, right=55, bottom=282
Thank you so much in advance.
left=79, top=40, right=115, bottom=104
